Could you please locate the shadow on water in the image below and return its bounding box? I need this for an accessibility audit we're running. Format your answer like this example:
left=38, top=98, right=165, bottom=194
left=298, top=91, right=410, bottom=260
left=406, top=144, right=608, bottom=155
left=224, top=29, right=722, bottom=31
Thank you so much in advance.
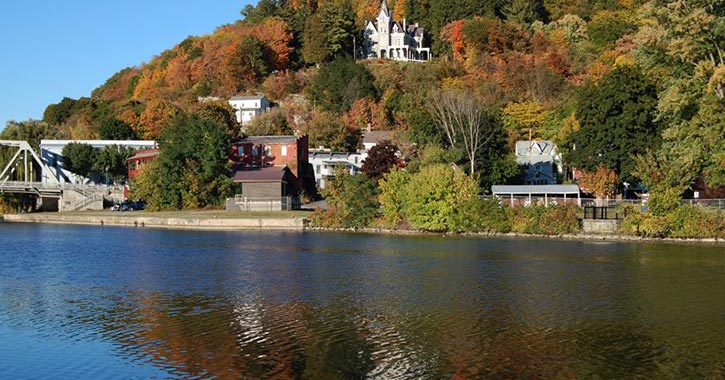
left=0, top=225, right=723, bottom=379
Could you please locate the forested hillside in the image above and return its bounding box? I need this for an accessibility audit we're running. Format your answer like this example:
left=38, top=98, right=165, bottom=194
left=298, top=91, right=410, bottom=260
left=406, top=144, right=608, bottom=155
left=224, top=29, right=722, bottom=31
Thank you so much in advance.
left=26, top=0, right=725, bottom=196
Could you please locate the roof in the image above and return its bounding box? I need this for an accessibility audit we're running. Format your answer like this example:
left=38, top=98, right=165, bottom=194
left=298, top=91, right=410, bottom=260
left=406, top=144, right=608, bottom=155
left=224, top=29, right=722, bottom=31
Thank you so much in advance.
left=233, top=167, right=288, bottom=183
left=128, top=149, right=159, bottom=161
left=379, top=0, right=390, bottom=18
left=363, top=130, right=394, bottom=144
left=237, top=135, right=298, bottom=145
left=491, top=184, right=580, bottom=195
left=229, top=95, right=266, bottom=101
left=516, top=140, right=556, bottom=156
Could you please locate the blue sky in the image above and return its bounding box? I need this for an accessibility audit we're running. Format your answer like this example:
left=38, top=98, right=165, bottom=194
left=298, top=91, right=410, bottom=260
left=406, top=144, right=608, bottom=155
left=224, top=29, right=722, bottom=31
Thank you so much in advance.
left=0, top=1, right=252, bottom=131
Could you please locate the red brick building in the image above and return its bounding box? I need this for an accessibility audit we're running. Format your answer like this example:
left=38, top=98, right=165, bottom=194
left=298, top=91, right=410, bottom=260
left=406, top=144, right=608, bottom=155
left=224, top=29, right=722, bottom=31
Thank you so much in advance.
left=127, top=148, right=159, bottom=180
left=230, top=135, right=309, bottom=178
left=230, top=135, right=315, bottom=208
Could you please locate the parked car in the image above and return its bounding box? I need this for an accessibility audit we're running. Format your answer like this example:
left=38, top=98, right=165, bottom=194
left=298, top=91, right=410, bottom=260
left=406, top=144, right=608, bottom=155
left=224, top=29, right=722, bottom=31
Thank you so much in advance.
left=113, top=200, right=145, bottom=211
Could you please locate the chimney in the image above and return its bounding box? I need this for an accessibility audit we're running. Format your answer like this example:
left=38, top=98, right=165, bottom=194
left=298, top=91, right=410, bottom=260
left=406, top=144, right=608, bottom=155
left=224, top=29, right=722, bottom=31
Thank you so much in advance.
left=403, top=18, right=406, bottom=31
left=366, top=123, right=372, bottom=133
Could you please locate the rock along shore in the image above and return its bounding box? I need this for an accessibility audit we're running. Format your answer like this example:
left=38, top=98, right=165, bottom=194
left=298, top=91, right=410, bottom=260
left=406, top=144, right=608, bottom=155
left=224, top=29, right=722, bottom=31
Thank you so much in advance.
left=3, top=213, right=307, bottom=231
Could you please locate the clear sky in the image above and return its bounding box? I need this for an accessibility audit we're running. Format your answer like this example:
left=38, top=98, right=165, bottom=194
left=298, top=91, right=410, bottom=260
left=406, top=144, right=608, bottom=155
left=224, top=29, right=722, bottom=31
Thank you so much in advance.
left=0, top=1, right=253, bottom=131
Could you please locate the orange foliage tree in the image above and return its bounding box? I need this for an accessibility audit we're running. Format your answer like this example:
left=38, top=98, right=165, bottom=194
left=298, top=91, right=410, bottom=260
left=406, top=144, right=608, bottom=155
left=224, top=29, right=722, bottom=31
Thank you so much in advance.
left=577, top=166, right=618, bottom=198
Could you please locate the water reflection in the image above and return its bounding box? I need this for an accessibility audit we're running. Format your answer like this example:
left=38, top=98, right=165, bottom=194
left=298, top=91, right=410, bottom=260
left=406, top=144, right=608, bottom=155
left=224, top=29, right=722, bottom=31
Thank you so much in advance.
left=0, top=225, right=723, bottom=379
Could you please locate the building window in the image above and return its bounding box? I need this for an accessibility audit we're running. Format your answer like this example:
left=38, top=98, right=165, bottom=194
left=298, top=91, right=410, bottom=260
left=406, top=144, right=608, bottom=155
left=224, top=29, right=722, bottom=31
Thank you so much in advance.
left=238, top=146, right=245, bottom=156
left=252, top=146, right=259, bottom=157
left=281, top=146, right=288, bottom=156
left=264, top=146, right=271, bottom=157
left=316, top=165, right=320, bottom=172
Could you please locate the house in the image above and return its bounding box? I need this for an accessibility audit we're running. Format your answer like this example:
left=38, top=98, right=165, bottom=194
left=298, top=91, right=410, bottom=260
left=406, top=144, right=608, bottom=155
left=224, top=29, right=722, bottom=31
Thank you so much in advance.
left=362, top=129, right=394, bottom=151
left=40, top=139, right=156, bottom=184
left=230, top=135, right=309, bottom=177
left=228, top=95, right=270, bottom=126
left=230, top=135, right=314, bottom=210
left=127, top=148, right=159, bottom=180
left=363, top=0, right=431, bottom=61
left=309, top=150, right=368, bottom=189
left=228, top=167, right=299, bottom=211
left=515, top=140, right=562, bottom=185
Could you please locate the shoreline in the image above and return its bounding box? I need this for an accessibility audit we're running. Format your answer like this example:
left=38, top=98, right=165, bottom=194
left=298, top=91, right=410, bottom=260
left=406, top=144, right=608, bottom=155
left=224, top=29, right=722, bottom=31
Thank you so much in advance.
left=2, top=211, right=307, bottom=231
left=3, top=212, right=723, bottom=245
left=307, top=227, right=724, bottom=245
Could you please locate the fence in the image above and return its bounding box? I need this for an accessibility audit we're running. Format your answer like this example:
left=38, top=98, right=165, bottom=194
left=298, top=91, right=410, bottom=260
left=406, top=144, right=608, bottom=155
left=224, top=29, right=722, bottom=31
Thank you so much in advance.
left=496, top=195, right=581, bottom=207
left=583, top=206, right=630, bottom=220
left=230, top=195, right=299, bottom=211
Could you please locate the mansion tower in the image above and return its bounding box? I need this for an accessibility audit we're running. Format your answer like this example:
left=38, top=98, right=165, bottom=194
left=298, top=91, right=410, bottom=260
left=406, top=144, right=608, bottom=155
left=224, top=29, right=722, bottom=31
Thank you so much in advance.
left=362, top=0, right=431, bottom=62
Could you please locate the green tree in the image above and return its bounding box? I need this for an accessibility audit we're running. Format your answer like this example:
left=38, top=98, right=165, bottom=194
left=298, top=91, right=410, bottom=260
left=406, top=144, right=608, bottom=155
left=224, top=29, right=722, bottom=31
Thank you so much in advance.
left=322, top=166, right=379, bottom=228
left=378, top=167, right=411, bottom=227
left=136, top=115, right=235, bottom=210
left=308, top=58, right=377, bottom=114
left=302, top=14, right=330, bottom=65
left=61, top=142, right=98, bottom=179
left=0, top=120, right=63, bottom=151
left=319, top=0, right=356, bottom=58
left=241, top=0, right=280, bottom=24
left=567, top=66, right=659, bottom=181
left=98, top=118, right=137, bottom=140
left=402, top=164, right=479, bottom=232
left=43, top=97, right=78, bottom=126
left=93, top=145, right=134, bottom=184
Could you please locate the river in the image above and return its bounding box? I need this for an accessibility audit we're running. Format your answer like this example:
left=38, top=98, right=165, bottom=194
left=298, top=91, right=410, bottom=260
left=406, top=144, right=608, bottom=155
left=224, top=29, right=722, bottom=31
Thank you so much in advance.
left=0, top=223, right=723, bottom=379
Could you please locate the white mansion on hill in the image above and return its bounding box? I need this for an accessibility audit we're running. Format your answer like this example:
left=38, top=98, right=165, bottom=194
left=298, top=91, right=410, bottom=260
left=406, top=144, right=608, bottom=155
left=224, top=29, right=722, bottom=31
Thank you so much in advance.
left=363, top=0, right=431, bottom=62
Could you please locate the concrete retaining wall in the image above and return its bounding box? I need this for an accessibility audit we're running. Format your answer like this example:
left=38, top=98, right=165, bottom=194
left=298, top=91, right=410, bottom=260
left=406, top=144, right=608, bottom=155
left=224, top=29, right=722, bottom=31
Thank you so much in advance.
left=3, top=213, right=307, bottom=231
left=582, top=219, right=620, bottom=234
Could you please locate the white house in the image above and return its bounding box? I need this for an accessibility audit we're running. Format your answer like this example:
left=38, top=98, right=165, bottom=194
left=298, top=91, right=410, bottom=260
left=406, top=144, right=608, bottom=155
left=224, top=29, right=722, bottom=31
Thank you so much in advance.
left=515, top=140, right=563, bottom=185
left=309, top=150, right=368, bottom=189
left=228, top=95, right=270, bottom=126
left=40, top=140, right=156, bottom=184
left=362, top=130, right=395, bottom=152
left=363, top=0, right=431, bottom=62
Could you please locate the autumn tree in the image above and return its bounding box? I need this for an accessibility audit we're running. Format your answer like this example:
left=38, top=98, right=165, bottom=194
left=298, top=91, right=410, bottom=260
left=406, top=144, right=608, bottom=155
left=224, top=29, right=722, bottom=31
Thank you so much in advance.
left=138, top=99, right=181, bottom=140
left=577, top=165, right=618, bottom=199
left=361, top=140, right=402, bottom=181
left=427, top=88, right=502, bottom=174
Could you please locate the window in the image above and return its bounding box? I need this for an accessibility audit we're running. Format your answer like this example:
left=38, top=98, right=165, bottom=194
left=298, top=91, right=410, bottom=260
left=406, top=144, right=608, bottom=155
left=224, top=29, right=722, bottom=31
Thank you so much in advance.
left=252, top=146, right=259, bottom=157
left=281, top=146, right=288, bottom=156
left=264, top=146, right=271, bottom=157
left=237, top=146, right=245, bottom=156
left=316, top=165, right=320, bottom=172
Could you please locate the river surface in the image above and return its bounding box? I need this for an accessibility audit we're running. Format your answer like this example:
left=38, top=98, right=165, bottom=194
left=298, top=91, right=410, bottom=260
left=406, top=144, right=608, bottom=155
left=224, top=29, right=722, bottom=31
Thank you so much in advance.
left=0, top=223, right=723, bottom=379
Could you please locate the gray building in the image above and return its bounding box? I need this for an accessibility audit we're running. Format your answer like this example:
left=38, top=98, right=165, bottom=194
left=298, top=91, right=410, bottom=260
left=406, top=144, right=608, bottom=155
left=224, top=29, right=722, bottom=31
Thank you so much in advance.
left=515, top=140, right=562, bottom=185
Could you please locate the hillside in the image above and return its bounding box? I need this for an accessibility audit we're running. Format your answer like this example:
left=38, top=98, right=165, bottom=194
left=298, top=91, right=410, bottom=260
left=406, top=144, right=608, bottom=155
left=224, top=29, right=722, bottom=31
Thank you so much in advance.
left=28, top=0, right=725, bottom=194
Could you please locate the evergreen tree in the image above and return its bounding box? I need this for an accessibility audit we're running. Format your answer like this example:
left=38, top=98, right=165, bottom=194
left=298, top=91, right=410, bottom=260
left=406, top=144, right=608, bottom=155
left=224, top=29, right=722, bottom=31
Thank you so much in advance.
left=567, top=66, right=659, bottom=182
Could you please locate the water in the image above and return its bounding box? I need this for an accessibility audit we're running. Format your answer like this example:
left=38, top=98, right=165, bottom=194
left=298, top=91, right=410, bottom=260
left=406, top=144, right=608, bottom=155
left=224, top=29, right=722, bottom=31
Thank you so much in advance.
left=0, top=223, right=723, bottom=379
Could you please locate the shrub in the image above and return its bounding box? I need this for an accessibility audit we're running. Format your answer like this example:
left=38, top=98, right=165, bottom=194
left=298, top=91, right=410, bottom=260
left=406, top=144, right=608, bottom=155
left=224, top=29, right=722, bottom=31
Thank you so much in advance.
left=507, top=204, right=581, bottom=235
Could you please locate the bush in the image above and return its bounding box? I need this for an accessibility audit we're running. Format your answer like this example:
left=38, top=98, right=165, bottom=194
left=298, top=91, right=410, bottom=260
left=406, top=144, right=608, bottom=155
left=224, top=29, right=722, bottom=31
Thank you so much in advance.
left=452, top=197, right=510, bottom=233
left=619, top=204, right=724, bottom=239
left=507, top=204, right=581, bottom=235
